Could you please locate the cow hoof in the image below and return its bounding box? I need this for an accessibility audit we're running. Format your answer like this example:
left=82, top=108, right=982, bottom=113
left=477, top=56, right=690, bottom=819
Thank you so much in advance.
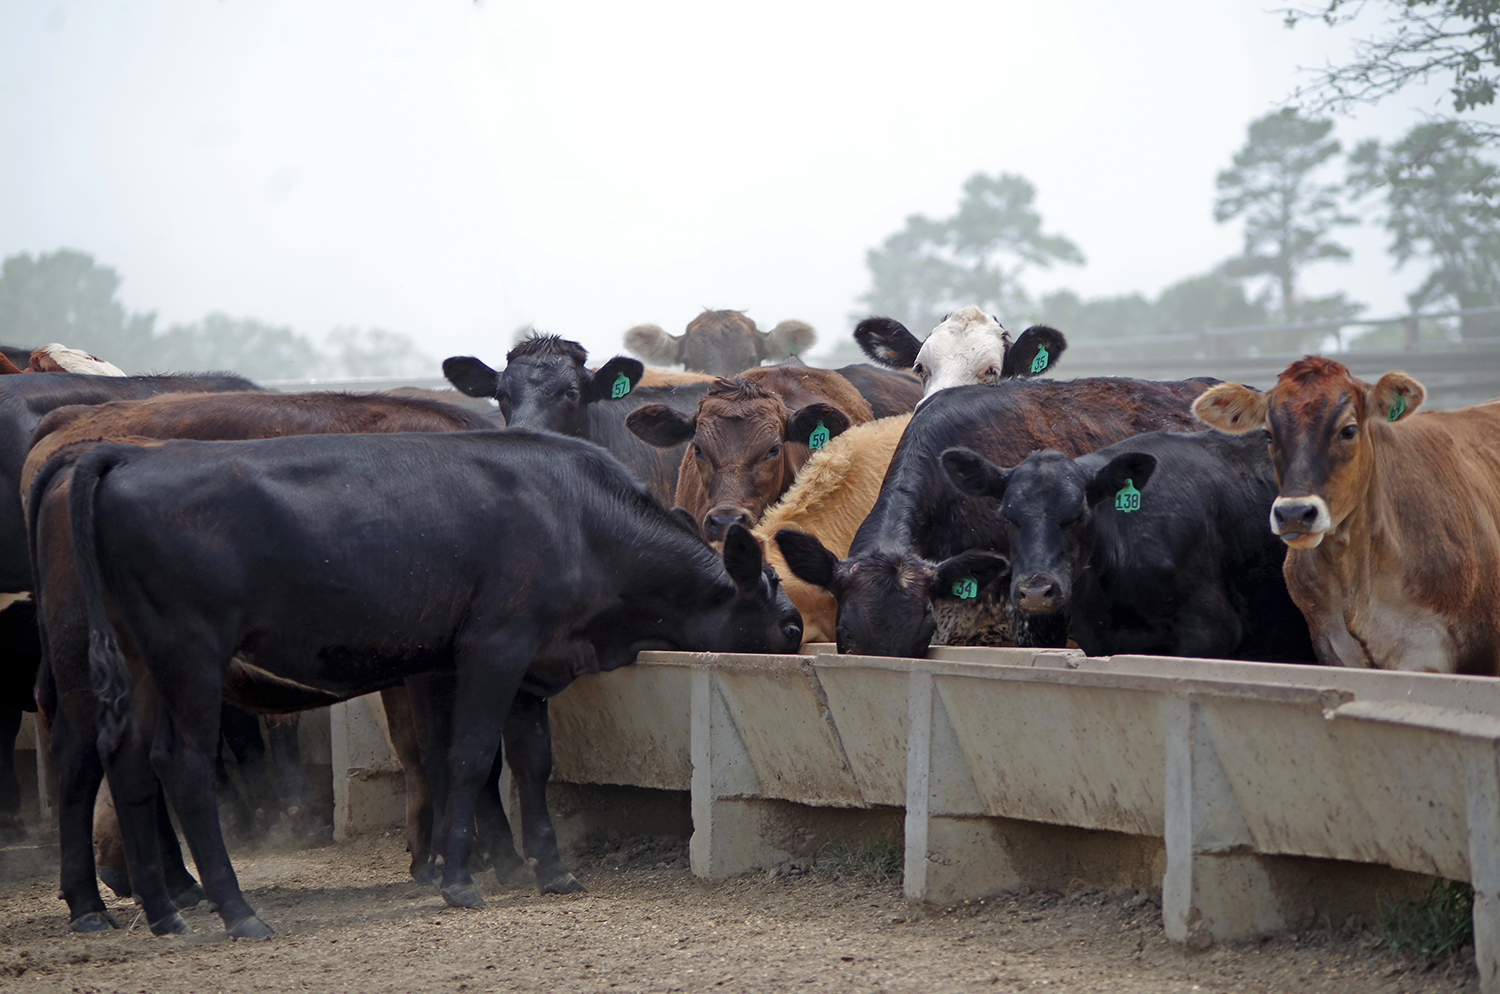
left=226, top=915, right=275, bottom=939
left=97, top=866, right=132, bottom=899
left=411, top=862, right=438, bottom=887
left=149, top=912, right=191, bottom=936
left=69, top=911, right=121, bottom=932
left=440, top=882, right=486, bottom=909
left=539, top=872, right=586, bottom=895
left=172, top=883, right=206, bottom=909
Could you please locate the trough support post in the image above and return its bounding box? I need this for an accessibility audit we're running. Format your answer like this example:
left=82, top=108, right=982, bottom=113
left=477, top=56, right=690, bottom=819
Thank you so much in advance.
left=1466, top=743, right=1500, bottom=994
left=689, top=666, right=788, bottom=878
left=1163, top=695, right=1282, bottom=949
left=329, top=694, right=404, bottom=841
left=904, top=669, right=1020, bottom=904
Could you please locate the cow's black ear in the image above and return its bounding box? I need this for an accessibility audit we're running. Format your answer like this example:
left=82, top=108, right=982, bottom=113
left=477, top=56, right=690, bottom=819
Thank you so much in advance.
left=626, top=404, right=696, bottom=448
left=583, top=357, right=645, bottom=405
left=1001, top=325, right=1067, bottom=379
left=930, top=550, right=1010, bottom=601
left=668, top=506, right=699, bottom=535
left=940, top=447, right=1011, bottom=499
left=785, top=403, right=851, bottom=447
left=853, top=317, right=921, bottom=370
left=722, top=524, right=765, bottom=594
left=443, top=356, right=502, bottom=399
left=774, top=529, right=839, bottom=591
left=1085, top=452, right=1157, bottom=507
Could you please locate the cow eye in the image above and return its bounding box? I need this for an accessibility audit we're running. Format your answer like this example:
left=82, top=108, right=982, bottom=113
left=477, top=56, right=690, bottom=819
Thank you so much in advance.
left=913, top=362, right=927, bottom=378
left=692, top=443, right=704, bottom=458
left=765, top=443, right=783, bottom=461
left=1338, top=423, right=1358, bottom=440
left=983, top=366, right=998, bottom=379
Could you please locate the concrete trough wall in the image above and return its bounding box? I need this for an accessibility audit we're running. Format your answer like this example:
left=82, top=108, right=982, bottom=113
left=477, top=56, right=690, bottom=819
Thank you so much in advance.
left=323, top=648, right=1500, bottom=992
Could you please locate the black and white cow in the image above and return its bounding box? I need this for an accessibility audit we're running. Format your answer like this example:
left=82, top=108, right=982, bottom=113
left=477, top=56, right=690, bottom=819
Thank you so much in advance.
left=57, top=430, right=801, bottom=936
left=854, top=306, right=1066, bottom=403
left=940, top=430, right=1317, bottom=661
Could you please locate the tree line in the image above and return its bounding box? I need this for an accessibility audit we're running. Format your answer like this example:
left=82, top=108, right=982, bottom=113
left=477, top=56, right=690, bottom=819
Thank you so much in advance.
left=0, top=249, right=435, bottom=381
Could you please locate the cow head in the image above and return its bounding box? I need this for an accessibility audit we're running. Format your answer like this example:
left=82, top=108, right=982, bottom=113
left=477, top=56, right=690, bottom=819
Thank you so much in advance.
left=443, top=335, right=643, bottom=437
left=854, top=306, right=1066, bottom=403
left=627, top=377, right=852, bottom=543
left=1192, top=356, right=1424, bottom=550
left=940, top=446, right=1156, bottom=648
left=677, top=524, right=805, bottom=653
left=774, top=530, right=1009, bottom=657
left=624, top=310, right=817, bottom=377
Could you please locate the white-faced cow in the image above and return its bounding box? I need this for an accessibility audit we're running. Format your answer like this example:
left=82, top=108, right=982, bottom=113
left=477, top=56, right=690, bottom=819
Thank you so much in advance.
left=1193, top=356, right=1500, bottom=674
left=854, top=306, right=1066, bottom=403
left=625, top=309, right=817, bottom=376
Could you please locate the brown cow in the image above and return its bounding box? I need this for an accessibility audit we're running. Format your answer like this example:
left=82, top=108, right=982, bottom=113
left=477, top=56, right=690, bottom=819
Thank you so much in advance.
left=626, top=362, right=875, bottom=543
left=753, top=414, right=910, bottom=643
left=1193, top=356, right=1500, bottom=674
left=624, top=309, right=817, bottom=376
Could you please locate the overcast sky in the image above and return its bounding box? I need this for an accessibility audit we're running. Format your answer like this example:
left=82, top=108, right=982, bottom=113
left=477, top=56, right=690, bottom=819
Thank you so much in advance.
left=2, top=1, right=1493, bottom=372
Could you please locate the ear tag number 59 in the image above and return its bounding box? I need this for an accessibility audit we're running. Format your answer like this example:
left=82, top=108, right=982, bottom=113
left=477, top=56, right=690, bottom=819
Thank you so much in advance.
left=611, top=372, right=632, bottom=399
left=808, top=420, right=830, bottom=450
left=1115, top=479, right=1141, bottom=513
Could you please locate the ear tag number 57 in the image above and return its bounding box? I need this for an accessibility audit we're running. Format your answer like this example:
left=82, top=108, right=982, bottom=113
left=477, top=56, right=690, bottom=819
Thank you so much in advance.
left=611, top=372, right=632, bottom=399
left=1115, top=479, right=1141, bottom=513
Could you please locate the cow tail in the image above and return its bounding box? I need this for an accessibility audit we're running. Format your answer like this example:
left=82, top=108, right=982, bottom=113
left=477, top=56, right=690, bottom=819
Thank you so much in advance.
left=68, top=445, right=132, bottom=753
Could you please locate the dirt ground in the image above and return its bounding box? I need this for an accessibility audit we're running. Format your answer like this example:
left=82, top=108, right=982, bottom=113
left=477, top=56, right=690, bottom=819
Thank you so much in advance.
left=0, top=829, right=1481, bottom=994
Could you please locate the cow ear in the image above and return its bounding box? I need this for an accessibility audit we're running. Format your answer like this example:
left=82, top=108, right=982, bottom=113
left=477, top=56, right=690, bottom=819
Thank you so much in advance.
left=1085, top=452, right=1157, bottom=507
left=853, top=317, right=921, bottom=370
left=443, top=356, right=502, bottom=399
left=1001, top=325, right=1066, bottom=379
left=1192, top=383, right=1268, bottom=433
left=762, top=319, right=817, bottom=361
left=785, top=403, right=851, bottom=447
left=774, top=529, right=840, bottom=592
left=582, top=356, right=645, bottom=404
left=624, top=324, right=685, bottom=366
left=1369, top=370, right=1424, bottom=423
left=930, top=551, right=1010, bottom=601
left=940, top=447, right=1011, bottom=499
left=668, top=506, right=700, bottom=534
left=722, top=524, right=766, bottom=594
left=625, top=404, right=696, bottom=447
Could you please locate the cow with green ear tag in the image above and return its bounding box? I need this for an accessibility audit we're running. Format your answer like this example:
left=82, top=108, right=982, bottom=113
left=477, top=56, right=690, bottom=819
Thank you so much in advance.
left=938, top=429, right=1315, bottom=662
left=1193, top=356, right=1500, bottom=674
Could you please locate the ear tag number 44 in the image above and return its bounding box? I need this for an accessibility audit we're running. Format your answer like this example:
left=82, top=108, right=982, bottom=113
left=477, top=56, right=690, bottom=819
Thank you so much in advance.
left=1030, top=346, right=1049, bottom=374
left=1115, top=479, right=1141, bottom=513
left=808, top=420, right=830, bottom=449
left=951, top=574, right=979, bottom=599
left=610, top=372, right=632, bottom=399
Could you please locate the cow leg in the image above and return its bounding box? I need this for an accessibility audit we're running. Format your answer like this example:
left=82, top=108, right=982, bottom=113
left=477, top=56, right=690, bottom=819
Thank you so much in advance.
left=504, top=691, right=583, bottom=893
left=265, top=715, right=327, bottom=843
left=0, top=705, right=22, bottom=843
left=475, top=742, right=523, bottom=880
left=48, top=702, right=117, bottom=930
left=431, top=636, right=532, bottom=910
left=379, top=685, right=436, bottom=882
left=149, top=683, right=270, bottom=937
left=218, top=703, right=273, bottom=839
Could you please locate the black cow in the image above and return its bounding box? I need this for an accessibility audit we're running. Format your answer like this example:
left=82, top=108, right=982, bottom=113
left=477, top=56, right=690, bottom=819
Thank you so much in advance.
left=775, top=378, right=1215, bottom=658
left=58, top=430, right=801, bottom=936
left=830, top=364, right=924, bottom=419
left=444, top=337, right=711, bottom=505
left=0, top=372, right=256, bottom=842
left=940, top=430, right=1317, bottom=661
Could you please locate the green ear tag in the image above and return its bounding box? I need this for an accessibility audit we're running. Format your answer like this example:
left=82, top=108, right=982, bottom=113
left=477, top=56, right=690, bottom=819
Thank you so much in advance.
left=610, top=372, right=631, bottom=399
left=1388, top=393, right=1405, bottom=422
left=808, top=420, right=830, bottom=449
left=1030, top=346, right=1049, bottom=374
left=951, top=574, right=979, bottom=600
left=1115, top=479, right=1141, bottom=513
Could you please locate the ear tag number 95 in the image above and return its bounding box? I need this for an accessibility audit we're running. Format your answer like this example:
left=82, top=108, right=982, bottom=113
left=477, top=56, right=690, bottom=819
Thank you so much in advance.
left=1115, top=479, right=1141, bottom=513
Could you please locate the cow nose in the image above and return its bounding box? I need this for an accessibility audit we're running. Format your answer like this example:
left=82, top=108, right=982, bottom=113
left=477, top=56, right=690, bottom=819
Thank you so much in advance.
left=1272, top=500, right=1321, bottom=531
left=1016, top=576, right=1060, bottom=613
left=705, top=509, right=752, bottom=541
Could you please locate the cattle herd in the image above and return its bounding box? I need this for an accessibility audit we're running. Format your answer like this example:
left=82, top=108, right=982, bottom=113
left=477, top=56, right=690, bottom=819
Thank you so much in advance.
left=2, top=308, right=1499, bottom=941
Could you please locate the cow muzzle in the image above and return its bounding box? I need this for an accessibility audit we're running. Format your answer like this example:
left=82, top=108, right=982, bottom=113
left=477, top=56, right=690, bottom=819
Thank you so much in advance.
left=1014, top=575, right=1063, bottom=614
left=704, top=507, right=754, bottom=543
left=1270, top=496, right=1331, bottom=549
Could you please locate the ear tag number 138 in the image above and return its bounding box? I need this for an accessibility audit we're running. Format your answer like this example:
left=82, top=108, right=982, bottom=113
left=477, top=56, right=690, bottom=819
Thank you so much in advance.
left=808, top=420, right=830, bottom=449
left=1115, top=479, right=1141, bottom=513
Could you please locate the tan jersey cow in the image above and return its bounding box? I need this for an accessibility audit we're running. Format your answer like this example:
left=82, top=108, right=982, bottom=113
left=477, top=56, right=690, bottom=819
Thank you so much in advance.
left=1193, top=356, right=1500, bottom=674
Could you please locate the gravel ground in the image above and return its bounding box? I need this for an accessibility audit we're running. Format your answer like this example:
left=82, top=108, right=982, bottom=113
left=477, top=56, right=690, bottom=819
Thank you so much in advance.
left=0, top=830, right=1480, bottom=993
